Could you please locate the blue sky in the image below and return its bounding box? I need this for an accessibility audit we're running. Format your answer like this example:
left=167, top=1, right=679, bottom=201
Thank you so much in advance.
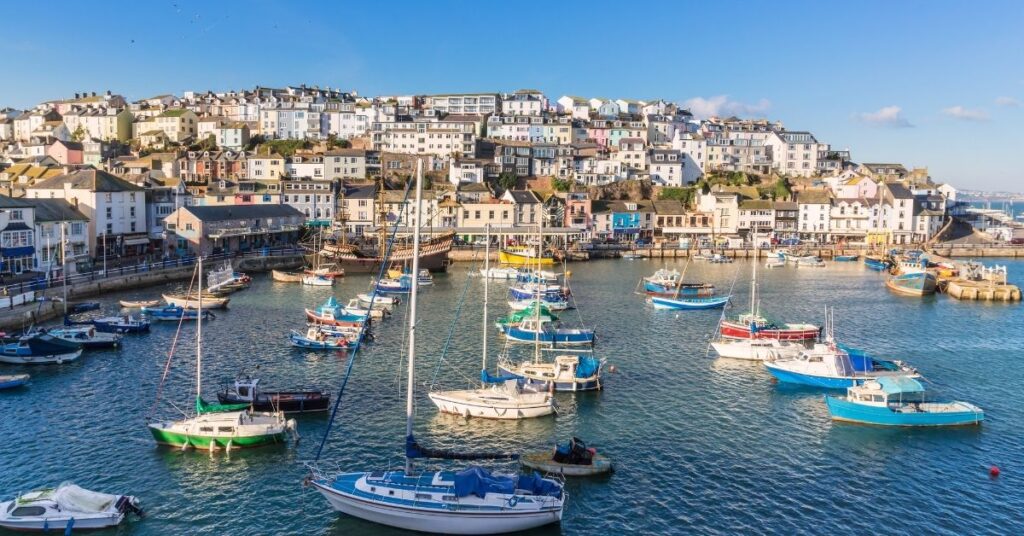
left=2, top=1, right=1022, bottom=190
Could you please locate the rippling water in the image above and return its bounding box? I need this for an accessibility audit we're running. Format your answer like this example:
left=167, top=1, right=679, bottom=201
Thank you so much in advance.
left=2, top=258, right=1022, bottom=535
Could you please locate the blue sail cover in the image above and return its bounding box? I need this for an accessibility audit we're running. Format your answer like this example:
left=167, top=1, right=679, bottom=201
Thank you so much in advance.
left=481, top=369, right=519, bottom=384
left=406, top=435, right=518, bottom=461
left=517, top=472, right=564, bottom=498
left=575, top=355, right=601, bottom=378
left=453, top=467, right=515, bottom=498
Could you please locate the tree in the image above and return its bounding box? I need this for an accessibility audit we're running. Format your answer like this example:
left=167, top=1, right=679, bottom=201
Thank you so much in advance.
left=658, top=187, right=696, bottom=207
left=70, top=125, right=86, bottom=143
left=771, top=177, right=792, bottom=200
left=497, top=172, right=518, bottom=191
left=326, top=134, right=351, bottom=149
left=552, top=177, right=572, bottom=192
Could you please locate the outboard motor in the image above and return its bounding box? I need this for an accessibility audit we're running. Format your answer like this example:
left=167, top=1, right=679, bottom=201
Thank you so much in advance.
left=115, top=495, right=145, bottom=517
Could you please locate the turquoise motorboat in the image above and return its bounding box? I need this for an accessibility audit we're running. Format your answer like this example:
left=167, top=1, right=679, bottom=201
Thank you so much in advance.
left=825, top=376, right=984, bottom=427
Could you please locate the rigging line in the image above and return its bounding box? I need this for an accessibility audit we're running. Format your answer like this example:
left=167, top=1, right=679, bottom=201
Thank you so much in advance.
left=705, top=260, right=743, bottom=359
left=428, top=260, right=478, bottom=391
left=147, top=263, right=198, bottom=421
left=314, top=176, right=414, bottom=463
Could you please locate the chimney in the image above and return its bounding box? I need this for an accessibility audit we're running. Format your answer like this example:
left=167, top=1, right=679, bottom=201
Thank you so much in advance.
left=74, top=93, right=80, bottom=99
left=91, top=91, right=97, bottom=97
left=71, top=197, right=78, bottom=208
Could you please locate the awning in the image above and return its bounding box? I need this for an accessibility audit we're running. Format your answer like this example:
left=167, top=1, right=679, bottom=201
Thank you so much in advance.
left=124, top=237, right=151, bottom=246
left=1, top=246, right=35, bottom=257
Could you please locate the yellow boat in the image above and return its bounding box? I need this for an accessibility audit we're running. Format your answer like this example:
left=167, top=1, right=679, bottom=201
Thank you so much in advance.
left=499, top=247, right=555, bottom=266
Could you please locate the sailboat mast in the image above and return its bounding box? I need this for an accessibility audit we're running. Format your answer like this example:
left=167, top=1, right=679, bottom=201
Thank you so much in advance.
left=60, top=223, right=67, bottom=315
left=481, top=223, right=490, bottom=382
left=404, top=161, right=424, bottom=473
left=751, top=242, right=758, bottom=314
left=533, top=214, right=542, bottom=364
left=196, top=256, right=203, bottom=408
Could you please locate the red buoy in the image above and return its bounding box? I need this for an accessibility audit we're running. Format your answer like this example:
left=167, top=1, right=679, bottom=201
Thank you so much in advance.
left=990, top=466, right=1001, bottom=478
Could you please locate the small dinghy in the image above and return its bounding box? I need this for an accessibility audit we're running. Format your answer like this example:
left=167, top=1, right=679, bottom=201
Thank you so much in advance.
left=521, top=437, right=613, bottom=476
left=301, top=274, right=335, bottom=286
left=40, top=326, right=122, bottom=349
left=289, top=326, right=349, bottom=350
left=0, top=483, right=143, bottom=531
left=0, top=373, right=30, bottom=390
left=67, top=315, right=150, bottom=334
left=119, top=299, right=160, bottom=308
left=143, top=305, right=212, bottom=322
left=765, top=259, right=786, bottom=269
left=67, top=302, right=101, bottom=314
left=272, top=270, right=304, bottom=283
left=357, top=293, right=400, bottom=307
left=163, top=293, right=230, bottom=309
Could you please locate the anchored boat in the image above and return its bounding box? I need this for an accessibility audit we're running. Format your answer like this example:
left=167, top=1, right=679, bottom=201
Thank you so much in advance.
left=0, top=374, right=30, bottom=390
left=521, top=437, right=613, bottom=476
left=0, top=483, right=142, bottom=532
left=826, top=376, right=984, bottom=426
left=0, top=334, right=83, bottom=365
left=218, top=377, right=330, bottom=413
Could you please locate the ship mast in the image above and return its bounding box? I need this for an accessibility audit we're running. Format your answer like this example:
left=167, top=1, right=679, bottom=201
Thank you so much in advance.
left=376, top=174, right=389, bottom=255
left=404, top=160, right=424, bottom=474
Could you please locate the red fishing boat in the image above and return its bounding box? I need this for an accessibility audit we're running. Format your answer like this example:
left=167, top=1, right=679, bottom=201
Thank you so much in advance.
left=720, top=313, right=820, bottom=341
left=718, top=246, right=819, bottom=341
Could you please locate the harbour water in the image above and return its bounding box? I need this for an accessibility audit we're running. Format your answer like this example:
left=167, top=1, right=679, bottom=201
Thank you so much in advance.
left=2, top=258, right=1023, bottom=534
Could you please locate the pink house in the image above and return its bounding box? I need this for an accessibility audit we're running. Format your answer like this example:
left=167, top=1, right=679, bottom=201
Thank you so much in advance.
left=564, top=191, right=592, bottom=230
left=46, top=140, right=84, bottom=165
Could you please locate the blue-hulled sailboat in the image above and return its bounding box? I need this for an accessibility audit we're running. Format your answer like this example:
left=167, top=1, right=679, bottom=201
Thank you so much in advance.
left=310, top=162, right=565, bottom=534
left=826, top=377, right=984, bottom=426
left=649, top=295, right=730, bottom=310
left=500, top=316, right=595, bottom=345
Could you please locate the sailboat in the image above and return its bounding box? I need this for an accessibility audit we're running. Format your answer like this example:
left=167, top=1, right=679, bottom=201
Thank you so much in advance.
left=429, top=224, right=556, bottom=419
left=646, top=243, right=728, bottom=310
left=311, top=162, right=565, bottom=534
left=498, top=214, right=604, bottom=391
left=148, top=256, right=297, bottom=451
left=717, top=244, right=819, bottom=341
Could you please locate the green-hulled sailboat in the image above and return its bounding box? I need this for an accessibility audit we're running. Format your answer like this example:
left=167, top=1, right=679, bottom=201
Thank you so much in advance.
left=148, top=256, right=296, bottom=451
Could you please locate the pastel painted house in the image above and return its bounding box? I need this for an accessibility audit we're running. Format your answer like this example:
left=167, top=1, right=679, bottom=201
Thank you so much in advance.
left=46, top=140, right=84, bottom=165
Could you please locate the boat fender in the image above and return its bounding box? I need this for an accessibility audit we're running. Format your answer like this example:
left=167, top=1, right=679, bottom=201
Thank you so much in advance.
left=507, top=495, right=519, bottom=507
left=990, top=466, right=1000, bottom=478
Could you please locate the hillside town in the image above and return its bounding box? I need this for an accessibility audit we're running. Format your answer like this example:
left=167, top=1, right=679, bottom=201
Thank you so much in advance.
left=0, top=85, right=1005, bottom=277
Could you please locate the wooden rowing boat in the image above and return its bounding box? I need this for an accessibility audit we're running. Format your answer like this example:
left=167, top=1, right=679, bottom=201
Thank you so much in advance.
left=272, top=270, right=303, bottom=282
left=520, top=451, right=613, bottom=476
left=119, top=299, right=160, bottom=308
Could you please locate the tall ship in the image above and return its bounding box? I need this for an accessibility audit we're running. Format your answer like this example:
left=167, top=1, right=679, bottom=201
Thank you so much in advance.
left=314, top=176, right=455, bottom=273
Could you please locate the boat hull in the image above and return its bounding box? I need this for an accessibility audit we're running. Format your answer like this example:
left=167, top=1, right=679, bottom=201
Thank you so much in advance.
left=312, top=475, right=562, bottom=535
left=825, top=397, right=985, bottom=426
left=289, top=333, right=349, bottom=350
left=650, top=296, right=729, bottom=310
left=499, top=250, right=555, bottom=267
left=218, top=392, right=330, bottom=413
left=0, top=349, right=82, bottom=365
left=710, top=340, right=802, bottom=361
left=0, top=513, right=125, bottom=531
left=520, top=452, right=613, bottom=476
left=0, top=374, right=30, bottom=389
left=272, top=270, right=304, bottom=282
left=147, top=421, right=290, bottom=450
left=764, top=363, right=858, bottom=388
left=163, top=294, right=230, bottom=309
left=719, top=321, right=819, bottom=341
left=886, top=272, right=938, bottom=296
left=864, top=258, right=889, bottom=271
left=428, top=391, right=555, bottom=419
left=501, top=327, right=594, bottom=345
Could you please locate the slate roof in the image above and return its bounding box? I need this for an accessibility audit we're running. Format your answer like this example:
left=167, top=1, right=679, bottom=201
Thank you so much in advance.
left=25, top=199, right=89, bottom=222
left=31, top=169, right=143, bottom=192
left=181, top=204, right=304, bottom=222
left=505, top=190, right=540, bottom=204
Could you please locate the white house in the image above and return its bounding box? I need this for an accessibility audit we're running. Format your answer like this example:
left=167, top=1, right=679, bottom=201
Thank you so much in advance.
left=671, top=131, right=706, bottom=184
left=27, top=169, right=149, bottom=259
left=796, top=189, right=832, bottom=242
left=556, top=96, right=591, bottom=119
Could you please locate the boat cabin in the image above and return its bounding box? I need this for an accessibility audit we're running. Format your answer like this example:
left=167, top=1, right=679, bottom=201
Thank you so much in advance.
left=846, top=377, right=925, bottom=406
left=230, top=377, right=261, bottom=402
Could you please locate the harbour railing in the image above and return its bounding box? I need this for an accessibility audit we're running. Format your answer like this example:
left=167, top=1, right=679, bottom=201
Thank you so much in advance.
left=0, top=246, right=304, bottom=299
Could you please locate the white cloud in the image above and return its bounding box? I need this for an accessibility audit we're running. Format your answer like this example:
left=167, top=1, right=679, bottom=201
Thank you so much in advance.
left=995, top=96, right=1020, bottom=107
left=941, top=105, right=989, bottom=122
left=855, top=105, right=913, bottom=128
left=682, top=95, right=771, bottom=119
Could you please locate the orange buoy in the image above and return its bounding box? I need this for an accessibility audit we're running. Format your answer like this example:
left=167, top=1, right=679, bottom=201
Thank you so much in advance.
left=990, top=466, right=1001, bottom=478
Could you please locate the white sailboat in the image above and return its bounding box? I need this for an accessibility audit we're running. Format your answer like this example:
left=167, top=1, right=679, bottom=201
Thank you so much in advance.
left=311, top=162, right=565, bottom=534
left=429, top=224, right=556, bottom=419
left=148, top=257, right=297, bottom=451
